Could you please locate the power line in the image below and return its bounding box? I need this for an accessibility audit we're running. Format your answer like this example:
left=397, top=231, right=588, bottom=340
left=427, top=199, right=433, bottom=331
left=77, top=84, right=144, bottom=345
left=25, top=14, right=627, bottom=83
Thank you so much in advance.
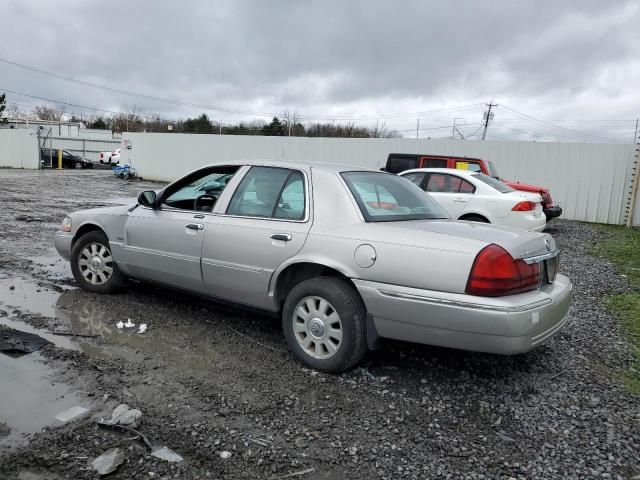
left=499, top=104, right=619, bottom=141
left=0, top=56, right=485, bottom=121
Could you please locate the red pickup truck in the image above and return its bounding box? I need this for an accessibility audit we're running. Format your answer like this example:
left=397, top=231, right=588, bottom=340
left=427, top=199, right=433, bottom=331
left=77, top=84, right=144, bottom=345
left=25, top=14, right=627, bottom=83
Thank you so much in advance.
left=385, top=153, right=562, bottom=220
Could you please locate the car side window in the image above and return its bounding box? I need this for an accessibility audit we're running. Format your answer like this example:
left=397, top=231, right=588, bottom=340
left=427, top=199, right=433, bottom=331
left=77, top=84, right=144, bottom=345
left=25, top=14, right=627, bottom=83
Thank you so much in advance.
left=227, top=167, right=305, bottom=220
left=422, top=158, right=448, bottom=168
left=274, top=173, right=305, bottom=220
left=163, top=166, right=239, bottom=211
left=425, top=173, right=475, bottom=193
left=402, top=172, right=426, bottom=187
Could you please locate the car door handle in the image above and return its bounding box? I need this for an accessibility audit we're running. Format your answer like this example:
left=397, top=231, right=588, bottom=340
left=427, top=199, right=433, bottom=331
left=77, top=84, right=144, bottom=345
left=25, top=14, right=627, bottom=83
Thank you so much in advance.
left=186, top=223, right=204, bottom=230
left=453, top=197, right=468, bottom=202
left=271, top=233, right=292, bottom=241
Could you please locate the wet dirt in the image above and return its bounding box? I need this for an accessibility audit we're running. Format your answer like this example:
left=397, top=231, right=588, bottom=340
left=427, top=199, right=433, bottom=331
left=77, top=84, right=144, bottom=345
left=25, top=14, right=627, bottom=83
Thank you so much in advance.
left=0, top=169, right=638, bottom=479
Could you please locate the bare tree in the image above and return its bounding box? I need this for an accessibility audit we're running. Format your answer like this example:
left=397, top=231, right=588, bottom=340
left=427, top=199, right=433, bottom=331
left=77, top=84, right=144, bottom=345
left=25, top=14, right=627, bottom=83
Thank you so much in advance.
left=33, top=104, right=66, bottom=121
left=5, top=103, right=28, bottom=120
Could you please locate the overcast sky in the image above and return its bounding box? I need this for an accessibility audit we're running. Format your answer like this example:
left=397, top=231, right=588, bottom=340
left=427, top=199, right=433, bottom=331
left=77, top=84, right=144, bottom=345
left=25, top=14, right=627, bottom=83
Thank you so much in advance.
left=1, top=0, right=638, bottom=142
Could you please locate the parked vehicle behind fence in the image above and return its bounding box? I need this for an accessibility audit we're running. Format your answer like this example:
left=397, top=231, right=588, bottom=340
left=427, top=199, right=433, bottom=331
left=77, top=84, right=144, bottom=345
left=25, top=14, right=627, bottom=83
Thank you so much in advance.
left=384, top=153, right=562, bottom=221
left=54, top=160, right=572, bottom=372
left=399, top=168, right=546, bottom=232
left=40, top=148, right=93, bottom=169
left=99, top=148, right=120, bottom=164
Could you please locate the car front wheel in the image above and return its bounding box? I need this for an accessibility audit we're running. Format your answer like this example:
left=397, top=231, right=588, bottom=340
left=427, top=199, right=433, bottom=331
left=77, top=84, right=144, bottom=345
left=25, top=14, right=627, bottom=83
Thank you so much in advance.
left=70, top=231, right=127, bottom=293
left=74, top=160, right=84, bottom=169
left=282, top=277, right=367, bottom=373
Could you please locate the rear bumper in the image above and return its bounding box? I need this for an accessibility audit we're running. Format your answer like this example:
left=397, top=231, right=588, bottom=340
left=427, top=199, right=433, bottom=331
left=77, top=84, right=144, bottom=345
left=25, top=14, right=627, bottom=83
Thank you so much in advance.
left=544, top=205, right=562, bottom=221
left=354, top=274, right=572, bottom=355
left=54, top=232, right=73, bottom=261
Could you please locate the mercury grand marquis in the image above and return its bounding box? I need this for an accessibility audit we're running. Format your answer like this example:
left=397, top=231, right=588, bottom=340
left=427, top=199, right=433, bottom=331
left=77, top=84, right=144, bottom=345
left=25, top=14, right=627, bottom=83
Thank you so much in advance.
left=54, top=160, right=572, bottom=372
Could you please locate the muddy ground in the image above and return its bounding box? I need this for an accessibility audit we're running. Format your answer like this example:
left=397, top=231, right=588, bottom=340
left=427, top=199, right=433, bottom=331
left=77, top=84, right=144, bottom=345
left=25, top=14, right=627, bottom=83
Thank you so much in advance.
left=0, top=169, right=638, bottom=479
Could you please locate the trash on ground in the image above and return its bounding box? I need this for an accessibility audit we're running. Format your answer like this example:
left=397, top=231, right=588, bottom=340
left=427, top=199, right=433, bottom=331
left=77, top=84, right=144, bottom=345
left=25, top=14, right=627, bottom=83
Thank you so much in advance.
left=55, top=405, right=89, bottom=423
left=150, top=446, right=183, bottom=463
left=137, top=323, right=147, bottom=334
left=91, top=447, right=125, bottom=476
left=112, top=164, right=136, bottom=179
left=124, top=318, right=135, bottom=328
left=104, top=403, right=143, bottom=428
left=220, top=450, right=232, bottom=459
left=0, top=326, right=50, bottom=355
left=116, top=321, right=124, bottom=329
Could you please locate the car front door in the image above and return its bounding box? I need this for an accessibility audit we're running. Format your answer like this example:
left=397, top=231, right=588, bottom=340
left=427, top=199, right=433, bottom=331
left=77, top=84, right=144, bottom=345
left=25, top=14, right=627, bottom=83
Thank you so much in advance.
left=122, top=166, right=240, bottom=292
left=423, top=172, right=475, bottom=219
left=201, top=166, right=312, bottom=309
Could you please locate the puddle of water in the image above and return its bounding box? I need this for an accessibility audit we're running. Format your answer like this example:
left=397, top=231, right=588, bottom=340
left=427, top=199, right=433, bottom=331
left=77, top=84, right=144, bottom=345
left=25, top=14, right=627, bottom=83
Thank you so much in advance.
left=55, top=289, right=222, bottom=372
left=0, top=351, right=87, bottom=448
left=0, top=270, right=226, bottom=375
left=0, top=317, right=78, bottom=351
left=0, top=275, right=61, bottom=318
left=30, top=247, right=71, bottom=280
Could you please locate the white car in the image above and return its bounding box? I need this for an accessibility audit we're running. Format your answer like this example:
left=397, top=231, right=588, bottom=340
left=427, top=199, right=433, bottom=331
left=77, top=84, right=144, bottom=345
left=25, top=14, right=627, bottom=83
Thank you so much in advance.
left=399, top=168, right=546, bottom=232
left=110, top=148, right=121, bottom=164
left=99, top=149, right=120, bottom=164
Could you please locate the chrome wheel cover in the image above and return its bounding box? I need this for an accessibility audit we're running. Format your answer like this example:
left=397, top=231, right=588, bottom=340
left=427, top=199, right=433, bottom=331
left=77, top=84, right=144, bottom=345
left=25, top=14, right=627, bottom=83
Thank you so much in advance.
left=293, top=296, right=343, bottom=359
left=78, top=242, right=113, bottom=285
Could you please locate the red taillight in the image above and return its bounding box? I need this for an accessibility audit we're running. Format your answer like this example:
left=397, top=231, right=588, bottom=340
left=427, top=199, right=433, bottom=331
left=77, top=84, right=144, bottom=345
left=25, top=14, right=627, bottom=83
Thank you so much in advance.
left=511, top=201, right=536, bottom=211
left=465, top=244, right=539, bottom=296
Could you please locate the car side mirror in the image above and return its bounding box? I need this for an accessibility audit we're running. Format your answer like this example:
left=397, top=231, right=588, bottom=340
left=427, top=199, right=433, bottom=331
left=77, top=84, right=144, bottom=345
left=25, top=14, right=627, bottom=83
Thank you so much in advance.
left=138, top=190, right=157, bottom=208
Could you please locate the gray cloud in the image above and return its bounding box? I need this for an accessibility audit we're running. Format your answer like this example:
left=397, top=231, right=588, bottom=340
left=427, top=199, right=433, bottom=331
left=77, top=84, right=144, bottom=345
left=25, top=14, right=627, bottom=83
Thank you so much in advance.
left=1, top=0, right=638, bottom=141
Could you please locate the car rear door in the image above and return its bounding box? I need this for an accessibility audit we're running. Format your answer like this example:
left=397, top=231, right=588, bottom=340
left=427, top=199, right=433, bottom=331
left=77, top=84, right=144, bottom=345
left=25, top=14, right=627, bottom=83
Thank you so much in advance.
left=201, top=166, right=312, bottom=309
left=422, top=172, right=475, bottom=219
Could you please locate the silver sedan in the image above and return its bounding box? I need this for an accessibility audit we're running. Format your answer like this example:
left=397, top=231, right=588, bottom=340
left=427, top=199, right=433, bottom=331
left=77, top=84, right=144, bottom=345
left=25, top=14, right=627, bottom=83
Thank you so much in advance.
left=54, top=160, right=572, bottom=372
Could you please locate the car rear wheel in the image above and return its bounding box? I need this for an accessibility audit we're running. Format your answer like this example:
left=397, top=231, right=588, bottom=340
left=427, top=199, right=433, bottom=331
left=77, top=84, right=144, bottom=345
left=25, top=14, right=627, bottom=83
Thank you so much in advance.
left=282, top=277, right=367, bottom=373
left=70, top=231, right=127, bottom=293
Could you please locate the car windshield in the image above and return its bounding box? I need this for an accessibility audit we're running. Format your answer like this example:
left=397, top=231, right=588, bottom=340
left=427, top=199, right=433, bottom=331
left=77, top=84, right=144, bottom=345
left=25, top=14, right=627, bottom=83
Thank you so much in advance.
left=487, top=161, right=500, bottom=178
left=472, top=173, right=515, bottom=193
left=342, top=172, right=449, bottom=222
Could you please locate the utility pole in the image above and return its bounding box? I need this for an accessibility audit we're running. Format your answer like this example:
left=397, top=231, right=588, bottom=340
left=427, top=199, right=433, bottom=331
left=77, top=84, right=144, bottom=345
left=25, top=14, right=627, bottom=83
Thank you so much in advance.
left=219, top=121, right=222, bottom=135
left=481, top=102, right=497, bottom=140
left=416, top=118, right=420, bottom=139
left=634, top=118, right=638, bottom=144
left=452, top=118, right=464, bottom=139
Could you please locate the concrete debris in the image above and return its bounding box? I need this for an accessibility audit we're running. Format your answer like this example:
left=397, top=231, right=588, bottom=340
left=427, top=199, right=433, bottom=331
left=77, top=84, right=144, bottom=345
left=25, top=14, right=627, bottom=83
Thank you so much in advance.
left=116, top=321, right=124, bottom=329
left=150, top=446, right=183, bottom=463
left=91, top=447, right=125, bottom=476
left=138, top=323, right=147, bottom=334
left=55, top=405, right=89, bottom=423
left=124, top=318, right=135, bottom=328
left=219, top=450, right=232, bottom=459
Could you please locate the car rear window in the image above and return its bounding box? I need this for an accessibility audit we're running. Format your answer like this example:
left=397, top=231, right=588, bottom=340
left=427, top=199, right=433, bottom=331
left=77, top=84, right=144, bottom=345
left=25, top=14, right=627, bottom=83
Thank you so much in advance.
left=472, top=173, right=515, bottom=193
left=342, top=172, right=449, bottom=222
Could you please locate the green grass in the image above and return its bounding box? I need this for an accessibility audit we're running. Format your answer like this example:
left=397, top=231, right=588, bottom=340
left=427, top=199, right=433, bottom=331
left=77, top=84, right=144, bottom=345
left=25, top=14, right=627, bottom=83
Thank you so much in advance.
left=590, top=224, right=640, bottom=393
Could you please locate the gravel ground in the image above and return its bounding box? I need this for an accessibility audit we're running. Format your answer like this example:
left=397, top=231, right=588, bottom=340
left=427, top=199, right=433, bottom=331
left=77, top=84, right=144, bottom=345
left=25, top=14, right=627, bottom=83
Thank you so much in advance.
left=0, top=169, right=638, bottom=479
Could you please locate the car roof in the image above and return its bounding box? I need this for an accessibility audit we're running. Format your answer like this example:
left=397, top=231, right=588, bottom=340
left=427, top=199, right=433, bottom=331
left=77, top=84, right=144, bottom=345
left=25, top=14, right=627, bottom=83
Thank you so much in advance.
left=399, top=167, right=481, bottom=178
left=200, top=159, right=380, bottom=174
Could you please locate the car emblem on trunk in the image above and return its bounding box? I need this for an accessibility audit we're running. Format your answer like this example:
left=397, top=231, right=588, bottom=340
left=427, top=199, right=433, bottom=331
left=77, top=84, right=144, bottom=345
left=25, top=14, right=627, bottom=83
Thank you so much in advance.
left=544, top=238, right=551, bottom=251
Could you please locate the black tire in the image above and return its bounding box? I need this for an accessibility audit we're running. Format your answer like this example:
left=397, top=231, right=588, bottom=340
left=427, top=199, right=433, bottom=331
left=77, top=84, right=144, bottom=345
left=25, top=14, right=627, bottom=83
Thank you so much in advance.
left=70, top=231, right=127, bottom=293
left=74, top=160, right=84, bottom=169
left=282, top=277, right=368, bottom=373
left=460, top=214, right=489, bottom=223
